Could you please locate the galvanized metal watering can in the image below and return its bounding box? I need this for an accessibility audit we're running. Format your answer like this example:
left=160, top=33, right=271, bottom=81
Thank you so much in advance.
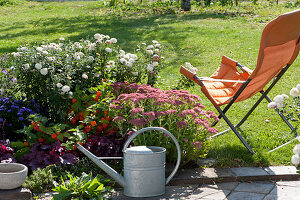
left=76, top=127, right=181, bottom=197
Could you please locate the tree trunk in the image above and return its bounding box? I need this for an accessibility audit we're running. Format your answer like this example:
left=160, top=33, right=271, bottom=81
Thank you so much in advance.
left=181, top=0, right=191, bottom=11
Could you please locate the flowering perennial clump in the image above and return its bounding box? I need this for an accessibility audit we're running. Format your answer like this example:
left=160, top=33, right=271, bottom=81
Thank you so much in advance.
left=110, top=82, right=218, bottom=164
left=6, top=34, right=164, bottom=122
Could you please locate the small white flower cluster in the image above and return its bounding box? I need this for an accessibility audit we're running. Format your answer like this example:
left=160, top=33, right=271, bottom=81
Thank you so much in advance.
left=145, top=40, right=161, bottom=55
left=268, top=84, right=300, bottom=109
left=184, top=62, right=198, bottom=74
left=119, top=50, right=138, bottom=67
left=292, top=141, right=300, bottom=166
left=56, top=83, right=72, bottom=96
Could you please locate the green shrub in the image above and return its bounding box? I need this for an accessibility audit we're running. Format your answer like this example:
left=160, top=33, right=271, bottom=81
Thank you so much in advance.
left=22, top=166, right=56, bottom=195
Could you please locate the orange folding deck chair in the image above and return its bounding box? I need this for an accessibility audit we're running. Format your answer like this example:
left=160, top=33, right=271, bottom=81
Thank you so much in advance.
left=180, top=10, right=300, bottom=154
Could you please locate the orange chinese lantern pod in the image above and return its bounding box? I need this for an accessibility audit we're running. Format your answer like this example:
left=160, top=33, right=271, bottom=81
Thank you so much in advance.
left=104, top=110, right=109, bottom=116
left=91, top=121, right=97, bottom=127
left=72, top=98, right=77, bottom=104
left=31, top=121, right=35, bottom=126
left=24, top=141, right=29, bottom=146
left=51, top=133, right=58, bottom=140
left=37, top=138, right=44, bottom=143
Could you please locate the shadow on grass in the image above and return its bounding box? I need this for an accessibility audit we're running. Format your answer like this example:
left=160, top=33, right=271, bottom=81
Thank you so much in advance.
left=0, top=12, right=229, bottom=53
left=208, top=141, right=270, bottom=168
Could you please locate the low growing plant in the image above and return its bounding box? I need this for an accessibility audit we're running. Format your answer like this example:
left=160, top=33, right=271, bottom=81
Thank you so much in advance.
left=110, top=82, right=218, bottom=165
left=52, top=172, right=112, bottom=200
left=22, top=165, right=56, bottom=195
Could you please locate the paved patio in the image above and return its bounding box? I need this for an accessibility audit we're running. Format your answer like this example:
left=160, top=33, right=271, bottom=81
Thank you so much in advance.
left=111, top=166, right=300, bottom=200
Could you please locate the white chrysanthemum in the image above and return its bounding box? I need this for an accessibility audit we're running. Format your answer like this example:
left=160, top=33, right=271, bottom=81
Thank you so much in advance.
left=94, top=33, right=102, bottom=40
left=153, top=62, right=159, bottom=67
left=35, top=63, right=42, bottom=70
left=126, top=62, right=133, bottom=67
left=82, top=73, right=88, bottom=79
left=56, top=83, right=63, bottom=88
left=69, top=91, right=73, bottom=97
left=185, top=62, right=192, bottom=68
left=291, top=154, right=300, bottom=166
left=120, top=58, right=126, bottom=64
left=152, top=40, right=159, bottom=44
left=129, top=54, right=137, bottom=60
left=147, top=45, right=154, bottom=49
left=297, top=84, right=300, bottom=90
left=267, top=102, right=277, bottom=109
left=129, top=58, right=135, bottom=64
left=190, top=67, right=198, bottom=74
left=293, top=144, right=300, bottom=154
left=36, top=47, right=43, bottom=52
left=154, top=49, right=160, bottom=54
left=89, top=43, right=96, bottom=51
left=42, top=51, right=48, bottom=55
left=59, top=37, right=65, bottom=41
left=155, top=44, right=161, bottom=48
left=105, top=48, right=112, bottom=53
left=147, top=64, right=154, bottom=72
left=282, top=94, right=289, bottom=99
left=111, top=38, right=117, bottom=43
left=94, top=73, right=100, bottom=78
left=108, top=61, right=115, bottom=66
left=146, top=50, right=153, bottom=55
left=23, top=64, right=30, bottom=70
left=40, top=68, right=48, bottom=75
left=290, top=87, right=299, bottom=97
left=273, top=95, right=285, bottom=104
left=12, top=52, right=21, bottom=58
left=62, top=85, right=70, bottom=93
left=47, top=57, right=54, bottom=62
left=20, top=47, right=28, bottom=51
left=105, top=40, right=111, bottom=44
left=120, top=50, right=125, bottom=56
left=89, top=56, right=94, bottom=62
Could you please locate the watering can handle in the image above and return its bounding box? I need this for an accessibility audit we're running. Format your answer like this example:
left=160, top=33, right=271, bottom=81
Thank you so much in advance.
left=122, top=127, right=181, bottom=185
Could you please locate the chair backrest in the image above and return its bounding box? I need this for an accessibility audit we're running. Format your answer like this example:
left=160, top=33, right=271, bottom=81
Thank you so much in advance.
left=236, top=9, right=300, bottom=102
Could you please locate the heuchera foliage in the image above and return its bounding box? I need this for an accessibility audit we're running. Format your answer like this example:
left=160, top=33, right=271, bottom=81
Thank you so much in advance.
left=21, top=141, right=77, bottom=171
left=0, top=139, right=16, bottom=163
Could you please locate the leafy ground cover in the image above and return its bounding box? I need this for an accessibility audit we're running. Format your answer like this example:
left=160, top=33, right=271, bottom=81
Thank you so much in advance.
left=0, top=0, right=299, bottom=169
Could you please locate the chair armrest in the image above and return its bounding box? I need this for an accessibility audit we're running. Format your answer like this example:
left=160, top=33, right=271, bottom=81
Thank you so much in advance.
left=180, top=66, right=196, bottom=81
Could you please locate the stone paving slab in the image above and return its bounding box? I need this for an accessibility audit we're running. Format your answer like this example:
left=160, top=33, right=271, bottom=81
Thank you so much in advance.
left=184, top=186, right=230, bottom=200
left=111, top=185, right=198, bottom=200
left=264, top=166, right=299, bottom=176
left=226, top=191, right=266, bottom=200
left=233, top=182, right=274, bottom=194
left=264, top=184, right=300, bottom=200
left=230, top=167, right=269, bottom=177
left=0, top=187, right=32, bottom=200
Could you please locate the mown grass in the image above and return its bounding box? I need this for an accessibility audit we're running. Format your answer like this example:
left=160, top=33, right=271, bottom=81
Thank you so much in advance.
left=0, top=0, right=299, bottom=167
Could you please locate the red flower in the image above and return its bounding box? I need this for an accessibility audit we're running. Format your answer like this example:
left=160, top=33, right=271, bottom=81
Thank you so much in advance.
left=96, top=91, right=102, bottom=97
left=84, top=126, right=92, bottom=133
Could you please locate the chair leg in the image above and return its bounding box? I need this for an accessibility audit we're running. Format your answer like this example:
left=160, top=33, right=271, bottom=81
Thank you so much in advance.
left=216, top=107, right=255, bottom=154
left=264, top=95, right=298, bottom=137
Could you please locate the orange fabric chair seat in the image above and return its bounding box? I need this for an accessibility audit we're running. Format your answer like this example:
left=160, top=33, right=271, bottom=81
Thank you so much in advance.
left=201, top=56, right=250, bottom=106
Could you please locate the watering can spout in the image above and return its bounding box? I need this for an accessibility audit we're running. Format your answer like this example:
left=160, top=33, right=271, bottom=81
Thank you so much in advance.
left=76, top=144, right=126, bottom=187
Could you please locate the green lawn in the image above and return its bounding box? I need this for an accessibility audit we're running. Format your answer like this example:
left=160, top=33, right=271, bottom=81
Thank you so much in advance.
left=1, top=0, right=299, bottom=167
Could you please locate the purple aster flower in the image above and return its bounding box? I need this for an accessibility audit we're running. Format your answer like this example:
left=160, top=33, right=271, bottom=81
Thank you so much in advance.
left=129, top=118, right=148, bottom=127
